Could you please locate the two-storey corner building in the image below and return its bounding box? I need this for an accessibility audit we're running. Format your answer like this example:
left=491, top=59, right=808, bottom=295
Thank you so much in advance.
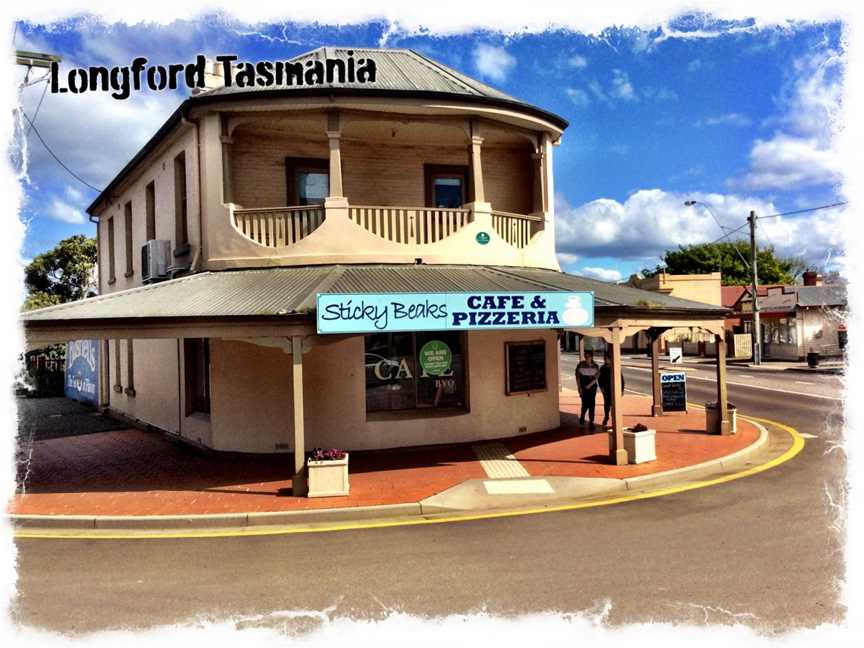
left=23, top=47, right=733, bottom=479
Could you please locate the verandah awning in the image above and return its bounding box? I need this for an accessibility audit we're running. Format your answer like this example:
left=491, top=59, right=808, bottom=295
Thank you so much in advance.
left=21, top=264, right=729, bottom=345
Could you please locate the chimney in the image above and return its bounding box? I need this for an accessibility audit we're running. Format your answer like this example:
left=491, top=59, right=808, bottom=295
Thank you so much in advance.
left=192, top=58, right=231, bottom=94
left=803, top=271, right=823, bottom=286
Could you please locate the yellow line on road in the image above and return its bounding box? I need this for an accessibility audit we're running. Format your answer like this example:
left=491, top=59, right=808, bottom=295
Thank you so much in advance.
left=14, top=414, right=804, bottom=541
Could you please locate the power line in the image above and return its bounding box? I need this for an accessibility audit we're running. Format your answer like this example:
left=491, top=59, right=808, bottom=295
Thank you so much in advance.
left=18, top=109, right=102, bottom=193
left=706, top=221, right=749, bottom=245
left=26, top=80, right=49, bottom=135
left=759, top=201, right=848, bottom=219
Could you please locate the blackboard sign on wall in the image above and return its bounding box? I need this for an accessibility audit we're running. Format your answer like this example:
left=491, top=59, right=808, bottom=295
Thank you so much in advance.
left=660, top=371, right=687, bottom=412
left=506, top=341, right=547, bottom=394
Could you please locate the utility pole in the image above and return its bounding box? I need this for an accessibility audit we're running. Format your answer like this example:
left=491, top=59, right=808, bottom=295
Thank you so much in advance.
left=748, top=210, right=762, bottom=365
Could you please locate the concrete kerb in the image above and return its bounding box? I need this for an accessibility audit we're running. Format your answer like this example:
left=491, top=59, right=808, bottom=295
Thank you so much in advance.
left=9, top=417, right=777, bottom=533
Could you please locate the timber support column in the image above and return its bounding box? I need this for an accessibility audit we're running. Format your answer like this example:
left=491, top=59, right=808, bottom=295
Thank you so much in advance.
left=715, top=333, right=732, bottom=435
left=326, top=111, right=343, bottom=199
left=609, top=327, right=628, bottom=465
left=651, top=329, right=663, bottom=417
left=469, top=119, right=485, bottom=203
left=292, top=335, right=308, bottom=496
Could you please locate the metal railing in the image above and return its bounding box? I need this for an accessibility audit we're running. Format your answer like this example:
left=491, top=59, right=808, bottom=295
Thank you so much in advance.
left=491, top=210, right=543, bottom=249
left=348, top=205, right=472, bottom=245
left=233, top=205, right=325, bottom=247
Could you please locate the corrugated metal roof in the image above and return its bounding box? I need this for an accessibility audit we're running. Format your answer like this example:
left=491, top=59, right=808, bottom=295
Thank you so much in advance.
left=22, top=265, right=728, bottom=323
left=796, top=284, right=847, bottom=308
left=204, top=47, right=522, bottom=104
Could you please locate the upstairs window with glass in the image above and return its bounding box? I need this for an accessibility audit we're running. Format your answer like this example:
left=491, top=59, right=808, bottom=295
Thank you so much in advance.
left=286, top=157, right=328, bottom=206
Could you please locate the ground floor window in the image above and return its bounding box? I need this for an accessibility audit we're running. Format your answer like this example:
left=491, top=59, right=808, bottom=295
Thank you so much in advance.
left=505, top=341, right=547, bottom=394
left=184, top=338, right=211, bottom=415
left=364, top=331, right=466, bottom=412
left=762, top=317, right=797, bottom=345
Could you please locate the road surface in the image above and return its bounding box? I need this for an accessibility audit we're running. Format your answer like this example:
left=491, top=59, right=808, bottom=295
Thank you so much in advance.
left=13, top=355, right=847, bottom=634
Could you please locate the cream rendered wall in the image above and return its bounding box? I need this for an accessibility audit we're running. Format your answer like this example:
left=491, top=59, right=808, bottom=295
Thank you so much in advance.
left=107, top=339, right=182, bottom=434
left=205, top=330, right=560, bottom=453
left=96, top=126, right=200, bottom=296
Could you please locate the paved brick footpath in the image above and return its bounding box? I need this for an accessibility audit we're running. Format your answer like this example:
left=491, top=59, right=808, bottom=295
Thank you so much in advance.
left=10, top=392, right=757, bottom=516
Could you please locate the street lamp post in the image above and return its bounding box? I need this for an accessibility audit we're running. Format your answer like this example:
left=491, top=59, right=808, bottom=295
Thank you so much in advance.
left=684, top=200, right=761, bottom=364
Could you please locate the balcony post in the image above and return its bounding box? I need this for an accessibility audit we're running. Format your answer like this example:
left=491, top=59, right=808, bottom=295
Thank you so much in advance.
left=469, top=119, right=485, bottom=204
left=220, top=116, right=233, bottom=205
left=326, top=111, right=344, bottom=199
left=531, top=145, right=547, bottom=214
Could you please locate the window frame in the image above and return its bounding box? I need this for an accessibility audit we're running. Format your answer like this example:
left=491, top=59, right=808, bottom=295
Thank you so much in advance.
left=106, top=216, right=116, bottom=284
left=124, top=201, right=134, bottom=277
left=364, top=331, right=469, bottom=416
left=174, top=151, right=189, bottom=257
left=285, top=157, right=329, bottom=206
left=145, top=180, right=156, bottom=241
left=184, top=338, right=211, bottom=416
left=424, top=164, right=468, bottom=208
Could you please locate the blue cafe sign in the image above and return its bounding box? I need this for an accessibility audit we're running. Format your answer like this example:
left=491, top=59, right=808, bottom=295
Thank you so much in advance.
left=65, top=339, right=100, bottom=405
left=316, top=292, right=594, bottom=334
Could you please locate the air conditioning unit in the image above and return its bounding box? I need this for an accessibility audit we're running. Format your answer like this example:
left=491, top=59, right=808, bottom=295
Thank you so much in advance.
left=141, top=240, right=171, bottom=284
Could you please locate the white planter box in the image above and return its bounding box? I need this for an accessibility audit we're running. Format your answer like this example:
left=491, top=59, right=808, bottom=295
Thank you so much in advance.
left=610, top=428, right=656, bottom=464
left=706, top=406, right=737, bottom=434
left=307, top=453, right=350, bottom=497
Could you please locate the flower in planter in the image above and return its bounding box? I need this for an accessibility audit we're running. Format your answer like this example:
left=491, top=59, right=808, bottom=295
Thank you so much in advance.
left=309, top=447, right=346, bottom=462
left=632, top=423, right=650, bottom=432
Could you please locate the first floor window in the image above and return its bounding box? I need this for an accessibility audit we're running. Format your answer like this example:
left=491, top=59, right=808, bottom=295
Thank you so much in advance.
left=184, top=338, right=210, bottom=415
left=286, top=157, right=328, bottom=206
left=365, top=331, right=466, bottom=412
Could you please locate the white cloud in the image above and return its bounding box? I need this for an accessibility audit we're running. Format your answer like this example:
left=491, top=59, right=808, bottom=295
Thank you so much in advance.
left=696, top=113, right=753, bottom=127
left=610, top=69, right=636, bottom=101
left=555, top=189, right=846, bottom=268
left=687, top=58, right=702, bottom=72
left=568, top=54, right=588, bottom=70
left=566, top=88, right=590, bottom=108
left=15, top=32, right=193, bottom=193
left=739, top=134, right=842, bottom=190
left=738, top=47, right=842, bottom=191
left=472, top=44, right=516, bottom=82
left=580, top=267, right=623, bottom=282
left=47, top=197, right=87, bottom=224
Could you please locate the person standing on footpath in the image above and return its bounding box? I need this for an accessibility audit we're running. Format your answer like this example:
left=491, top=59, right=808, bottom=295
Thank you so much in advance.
left=575, top=350, right=600, bottom=429
left=598, top=351, right=625, bottom=428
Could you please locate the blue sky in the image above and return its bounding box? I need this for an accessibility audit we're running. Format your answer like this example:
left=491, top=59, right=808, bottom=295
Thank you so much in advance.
left=14, top=17, right=845, bottom=282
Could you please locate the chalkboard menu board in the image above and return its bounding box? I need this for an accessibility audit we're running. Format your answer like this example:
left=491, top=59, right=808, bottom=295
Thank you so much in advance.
left=506, top=341, right=547, bottom=394
left=661, top=372, right=687, bottom=412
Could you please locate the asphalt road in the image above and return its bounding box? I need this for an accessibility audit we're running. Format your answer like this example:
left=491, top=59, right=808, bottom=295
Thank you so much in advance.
left=13, top=356, right=848, bottom=635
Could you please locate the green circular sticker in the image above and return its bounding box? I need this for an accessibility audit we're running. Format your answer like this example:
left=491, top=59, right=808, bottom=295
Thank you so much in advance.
left=476, top=231, right=491, bottom=245
left=419, top=340, right=452, bottom=376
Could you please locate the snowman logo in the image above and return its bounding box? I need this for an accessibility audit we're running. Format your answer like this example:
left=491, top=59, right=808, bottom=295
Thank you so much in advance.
left=561, top=296, right=589, bottom=326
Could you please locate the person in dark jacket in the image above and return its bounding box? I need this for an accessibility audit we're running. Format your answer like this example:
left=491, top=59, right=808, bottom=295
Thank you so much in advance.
left=598, top=352, right=625, bottom=428
left=575, top=351, right=599, bottom=429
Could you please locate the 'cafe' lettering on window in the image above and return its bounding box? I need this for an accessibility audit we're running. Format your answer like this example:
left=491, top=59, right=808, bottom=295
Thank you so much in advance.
left=316, top=292, right=594, bottom=334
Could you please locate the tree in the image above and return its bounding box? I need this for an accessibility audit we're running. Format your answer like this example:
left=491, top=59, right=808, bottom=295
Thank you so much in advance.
left=23, top=235, right=97, bottom=311
left=642, top=242, right=798, bottom=286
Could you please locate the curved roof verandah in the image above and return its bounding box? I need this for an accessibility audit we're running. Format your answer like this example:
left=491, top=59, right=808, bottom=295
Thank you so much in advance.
left=21, top=264, right=733, bottom=479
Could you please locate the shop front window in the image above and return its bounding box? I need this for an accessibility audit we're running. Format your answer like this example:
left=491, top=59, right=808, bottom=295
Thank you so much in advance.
left=763, top=317, right=797, bottom=345
left=365, top=331, right=466, bottom=412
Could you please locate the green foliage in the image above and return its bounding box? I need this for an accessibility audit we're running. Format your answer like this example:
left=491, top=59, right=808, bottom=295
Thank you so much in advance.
left=642, top=242, right=798, bottom=286
left=23, top=234, right=97, bottom=311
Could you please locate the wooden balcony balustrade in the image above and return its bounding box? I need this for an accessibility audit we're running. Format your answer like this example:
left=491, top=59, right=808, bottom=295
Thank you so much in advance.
left=232, top=205, right=325, bottom=247
left=348, top=205, right=472, bottom=245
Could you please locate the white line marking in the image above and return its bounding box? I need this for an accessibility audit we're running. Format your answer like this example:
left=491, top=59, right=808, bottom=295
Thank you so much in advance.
left=738, top=374, right=754, bottom=379
left=799, top=433, right=819, bottom=439
left=484, top=479, right=554, bottom=495
left=623, top=368, right=842, bottom=401
left=795, top=380, right=815, bottom=385
left=472, top=443, right=530, bottom=479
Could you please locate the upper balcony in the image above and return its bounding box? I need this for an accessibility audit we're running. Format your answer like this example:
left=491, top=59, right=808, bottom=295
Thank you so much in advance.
left=206, top=108, right=559, bottom=271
